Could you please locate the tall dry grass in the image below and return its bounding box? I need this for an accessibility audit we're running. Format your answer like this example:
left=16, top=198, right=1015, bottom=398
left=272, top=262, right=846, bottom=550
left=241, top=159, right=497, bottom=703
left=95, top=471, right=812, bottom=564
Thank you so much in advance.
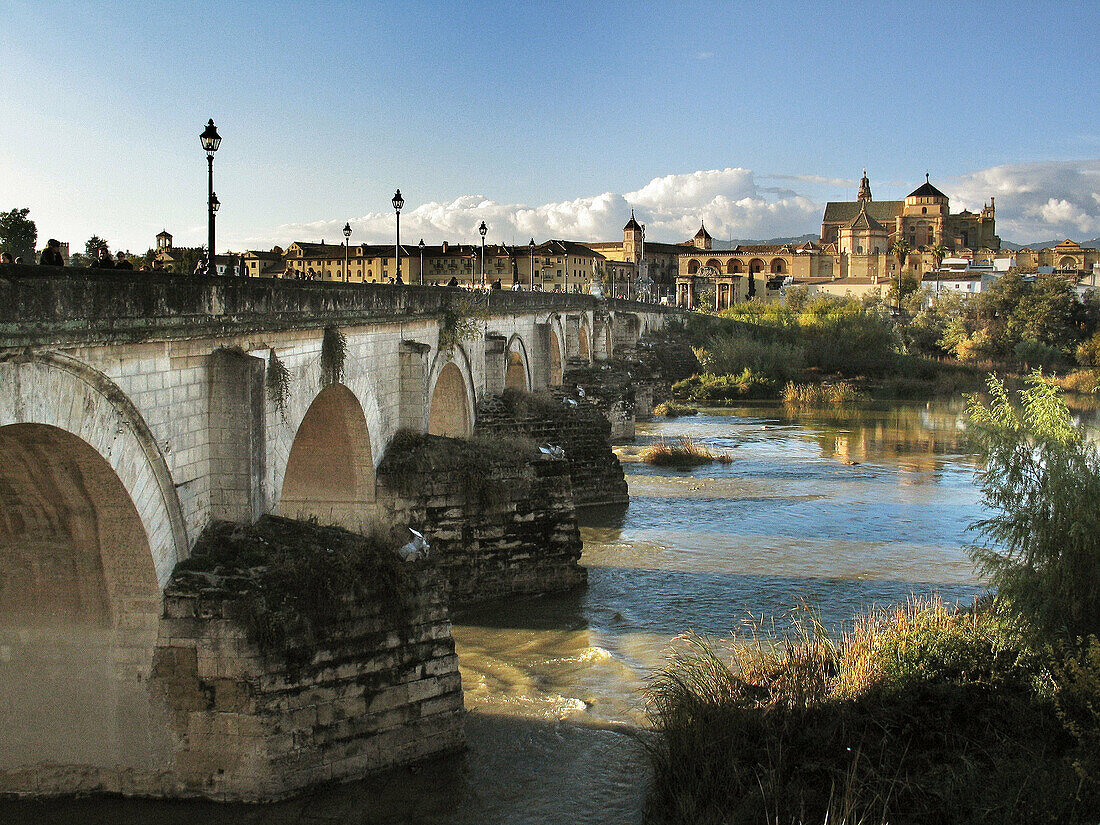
left=640, top=437, right=734, bottom=466
left=643, top=598, right=1095, bottom=824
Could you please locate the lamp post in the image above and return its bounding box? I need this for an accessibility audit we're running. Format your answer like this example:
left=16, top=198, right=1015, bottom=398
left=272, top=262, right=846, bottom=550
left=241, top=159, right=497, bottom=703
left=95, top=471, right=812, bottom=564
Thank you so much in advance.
left=200, top=119, right=222, bottom=277
left=528, top=238, right=535, bottom=291
left=418, top=238, right=425, bottom=285
left=343, top=222, right=351, bottom=282
left=392, top=189, right=404, bottom=283
left=478, top=221, right=487, bottom=287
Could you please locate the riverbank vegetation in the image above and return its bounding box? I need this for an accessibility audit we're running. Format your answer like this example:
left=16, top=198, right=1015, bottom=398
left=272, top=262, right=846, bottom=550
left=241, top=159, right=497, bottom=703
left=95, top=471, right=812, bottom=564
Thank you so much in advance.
left=652, top=400, right=698, bottom=417
left=644, top=374, right=1100, bottom=824
left=640, top=437, right=733, bottom=467
left=781, top=380, right=864, bottom=407
left=678, top=274, right=1100, bottom=403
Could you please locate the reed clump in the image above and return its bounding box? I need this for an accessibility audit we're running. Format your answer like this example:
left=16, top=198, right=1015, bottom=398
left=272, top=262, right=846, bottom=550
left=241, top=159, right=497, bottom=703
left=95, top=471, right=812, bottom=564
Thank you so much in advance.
left=782, top=380, right=865, bottom=407
left=643, top=597, right=1097, bottom=824
left=653, top=400, right=699, bottom=418
left=640, top=437, right=733, bottom=467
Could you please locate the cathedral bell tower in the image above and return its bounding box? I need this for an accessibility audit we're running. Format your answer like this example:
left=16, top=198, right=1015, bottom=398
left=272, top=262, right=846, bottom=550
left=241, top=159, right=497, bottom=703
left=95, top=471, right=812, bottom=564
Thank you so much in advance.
left=857, top=169, right=872, bottom=202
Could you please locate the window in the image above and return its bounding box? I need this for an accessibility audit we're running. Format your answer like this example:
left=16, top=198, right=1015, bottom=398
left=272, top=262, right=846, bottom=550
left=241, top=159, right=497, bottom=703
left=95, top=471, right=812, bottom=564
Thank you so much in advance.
left=922, top=207, right=927, bottom=214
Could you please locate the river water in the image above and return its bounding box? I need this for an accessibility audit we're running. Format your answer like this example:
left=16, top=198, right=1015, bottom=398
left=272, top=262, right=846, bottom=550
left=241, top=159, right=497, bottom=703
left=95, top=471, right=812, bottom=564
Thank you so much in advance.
left=5, top=400, right=997, bottom=825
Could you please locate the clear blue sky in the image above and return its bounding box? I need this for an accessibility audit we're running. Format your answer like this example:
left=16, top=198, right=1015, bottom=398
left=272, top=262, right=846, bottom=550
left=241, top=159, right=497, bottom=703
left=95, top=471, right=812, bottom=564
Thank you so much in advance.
left=3, top=0, right=1099, bottom=252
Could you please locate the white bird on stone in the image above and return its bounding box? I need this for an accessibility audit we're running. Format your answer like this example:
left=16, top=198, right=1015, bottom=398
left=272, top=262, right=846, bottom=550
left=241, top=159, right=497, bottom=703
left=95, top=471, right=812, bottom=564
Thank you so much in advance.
left=539, top=443, right=566, bottom=459
left=576, top=386, right=586, bottom=398
left=563, top=398, right=578, bottom=408
left=397, top=528, right=430, bottom=562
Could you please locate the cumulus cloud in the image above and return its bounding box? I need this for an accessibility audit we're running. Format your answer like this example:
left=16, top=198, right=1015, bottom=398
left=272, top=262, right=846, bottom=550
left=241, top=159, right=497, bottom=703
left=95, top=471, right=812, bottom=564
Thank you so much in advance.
left=951, top=160, right=1100, bottom=241
left=261, top=166, right=823, bottom=249
left=251, top=159, right=1100, bottom=251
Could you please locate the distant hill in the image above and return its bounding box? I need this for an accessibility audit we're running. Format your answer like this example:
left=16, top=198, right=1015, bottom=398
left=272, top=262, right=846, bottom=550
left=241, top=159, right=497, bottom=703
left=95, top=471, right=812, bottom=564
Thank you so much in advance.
left=1001, top=237, right=1100, bottom=250
left=711, top=233, right=820, bottom=249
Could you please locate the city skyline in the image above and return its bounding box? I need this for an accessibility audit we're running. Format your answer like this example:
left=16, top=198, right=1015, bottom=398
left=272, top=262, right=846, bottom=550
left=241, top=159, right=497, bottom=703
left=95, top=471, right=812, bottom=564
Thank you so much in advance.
left=3, top=1, right=1099, bottom=252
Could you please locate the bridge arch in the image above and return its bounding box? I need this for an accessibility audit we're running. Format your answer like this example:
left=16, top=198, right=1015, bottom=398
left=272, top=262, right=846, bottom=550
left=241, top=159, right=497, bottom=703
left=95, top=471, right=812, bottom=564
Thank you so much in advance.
left=279, top=383, right=376, bottom=528
left=0, top=353, right=178, bottom=771
left=428, top=346, right=476, bottom=437
left=505, top=334, right=530, bottom=392
left=0, top=351, right=187, bottom=585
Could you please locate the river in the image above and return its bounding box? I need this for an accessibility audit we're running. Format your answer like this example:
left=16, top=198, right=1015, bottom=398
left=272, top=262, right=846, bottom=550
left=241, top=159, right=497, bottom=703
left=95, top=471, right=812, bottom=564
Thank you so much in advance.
left=3, top=399, right=998, bottom=825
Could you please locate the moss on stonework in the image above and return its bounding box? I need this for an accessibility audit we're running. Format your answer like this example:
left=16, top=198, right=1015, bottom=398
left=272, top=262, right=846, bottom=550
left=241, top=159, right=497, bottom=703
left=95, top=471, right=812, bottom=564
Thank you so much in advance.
left=174, top=516, right=421, bottom=671
left=377, top=429, right=536, bottom=509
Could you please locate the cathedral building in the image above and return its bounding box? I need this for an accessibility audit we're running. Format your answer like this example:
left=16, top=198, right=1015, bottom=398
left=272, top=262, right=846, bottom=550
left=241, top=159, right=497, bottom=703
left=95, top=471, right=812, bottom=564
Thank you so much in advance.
left=820, top=171, right=999, bottom=253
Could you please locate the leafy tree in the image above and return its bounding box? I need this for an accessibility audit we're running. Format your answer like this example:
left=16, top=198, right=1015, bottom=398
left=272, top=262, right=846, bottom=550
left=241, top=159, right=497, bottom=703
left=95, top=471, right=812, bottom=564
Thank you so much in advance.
left=929, top=243, right=948, bottom=270
left=1010, top=275, right=1081, bottom=354
left=0, top=207, right=37, bottom=260
left=967, top=372, right=1100, bottom=643
left=890, top=238, right=911, bottom=313
left=85, top=235, right=109, bottom=259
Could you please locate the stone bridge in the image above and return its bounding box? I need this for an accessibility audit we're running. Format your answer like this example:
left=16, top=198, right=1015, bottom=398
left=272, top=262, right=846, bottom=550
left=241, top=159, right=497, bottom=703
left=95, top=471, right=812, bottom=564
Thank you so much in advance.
left=0, top=265, right=676, bottom=799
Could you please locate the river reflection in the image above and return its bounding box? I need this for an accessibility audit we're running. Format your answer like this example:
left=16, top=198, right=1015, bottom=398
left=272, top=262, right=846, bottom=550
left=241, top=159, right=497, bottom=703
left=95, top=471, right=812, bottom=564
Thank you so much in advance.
left=0, top=399, right=994, bottom=825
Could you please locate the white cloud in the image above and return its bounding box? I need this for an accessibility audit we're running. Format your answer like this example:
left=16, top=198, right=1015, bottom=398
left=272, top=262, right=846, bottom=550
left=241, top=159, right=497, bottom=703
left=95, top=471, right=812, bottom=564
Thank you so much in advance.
left=247, top=159, right=1100, bottom=251
left=951, top=160, right=1100, bottom=241
left=258, top=167, right=822, bottom=249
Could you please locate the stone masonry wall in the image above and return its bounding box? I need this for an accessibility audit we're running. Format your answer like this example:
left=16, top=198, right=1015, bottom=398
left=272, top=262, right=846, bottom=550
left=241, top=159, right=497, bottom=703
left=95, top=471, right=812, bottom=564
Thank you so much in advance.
left=147, top=566, right=463, bottom=801
left=377, top=445, right=585, bottom=607
left=475, top=393, right=629, bottom=507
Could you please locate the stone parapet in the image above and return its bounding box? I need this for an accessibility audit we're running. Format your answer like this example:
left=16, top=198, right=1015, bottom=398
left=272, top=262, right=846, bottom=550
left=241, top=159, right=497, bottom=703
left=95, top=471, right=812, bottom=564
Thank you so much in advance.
left=0, top=264, right=680, bottom=348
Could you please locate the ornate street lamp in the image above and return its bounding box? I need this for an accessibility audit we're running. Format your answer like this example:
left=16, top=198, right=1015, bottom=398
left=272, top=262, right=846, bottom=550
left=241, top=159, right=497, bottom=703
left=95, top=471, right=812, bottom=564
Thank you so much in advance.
left=418, top=238, right=425, bottom=285
left=343, top=222, right=352, bottom=282
left=200, top=119, right=222, bottom=277
left=528, top=238, right=535, bottom=291
left=479, top=221, right=488, bottom=287
left=392, top=189, right=404, bottom=283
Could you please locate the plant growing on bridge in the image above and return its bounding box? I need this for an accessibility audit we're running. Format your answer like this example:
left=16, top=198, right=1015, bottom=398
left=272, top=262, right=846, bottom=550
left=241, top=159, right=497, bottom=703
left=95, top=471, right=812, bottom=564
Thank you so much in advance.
left=266, top=348, right=291, bottom=418
left=438, top=293, right=489, bottom=354
left=176, top=516, right=421, bottom=673
left=320, top=326, right=346, bottom=386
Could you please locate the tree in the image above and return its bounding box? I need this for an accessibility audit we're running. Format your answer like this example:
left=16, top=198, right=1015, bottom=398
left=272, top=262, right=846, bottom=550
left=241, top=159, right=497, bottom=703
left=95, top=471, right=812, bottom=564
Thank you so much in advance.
left=0, top=208, right=37, bottom=260
left=967, top=372, right=1100, bottom=643
left=929, top=243, right=948, bottom=270
left=85, top=235, right=109, bottom=259
left=890, top=238, right=911, bottom=315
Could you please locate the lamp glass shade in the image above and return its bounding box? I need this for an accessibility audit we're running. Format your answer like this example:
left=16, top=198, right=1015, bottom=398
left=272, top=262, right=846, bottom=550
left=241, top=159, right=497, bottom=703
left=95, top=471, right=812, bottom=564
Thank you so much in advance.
left=418, top=239, right=425, bottom=249
left=210, top=193, right=220, bottom=213
left=392, top=190, right=404, bottom=211
left=343, top=222, right=352, bottom=238
left=200, top=119, right=222, bottom=153
left=479, top=221, right=488, bottom=237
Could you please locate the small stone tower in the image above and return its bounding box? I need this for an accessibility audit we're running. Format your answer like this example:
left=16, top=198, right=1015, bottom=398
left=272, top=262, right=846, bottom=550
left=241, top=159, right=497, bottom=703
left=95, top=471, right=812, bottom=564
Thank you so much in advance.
left=857, top=169, right=872, bottom=202
left=156, top=230, right=173, bottom=252
left=623, top=210, right=644, bottom=264
left=692, top=221, right=713, bottom=250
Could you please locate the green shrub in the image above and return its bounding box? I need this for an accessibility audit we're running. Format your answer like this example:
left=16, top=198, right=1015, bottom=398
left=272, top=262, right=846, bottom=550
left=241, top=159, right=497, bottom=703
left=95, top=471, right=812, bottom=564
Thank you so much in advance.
left=693, top=333, right=806, bottom=383
left=967, top=372, right=1100, bottom=644
left=652, top=400, right=698, bottom=417
left=1014, top=338, right=1065, bottom=371
left=1075, top=332, right=1100, bottom=367
left=672, top=370, right=776, bottom=402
